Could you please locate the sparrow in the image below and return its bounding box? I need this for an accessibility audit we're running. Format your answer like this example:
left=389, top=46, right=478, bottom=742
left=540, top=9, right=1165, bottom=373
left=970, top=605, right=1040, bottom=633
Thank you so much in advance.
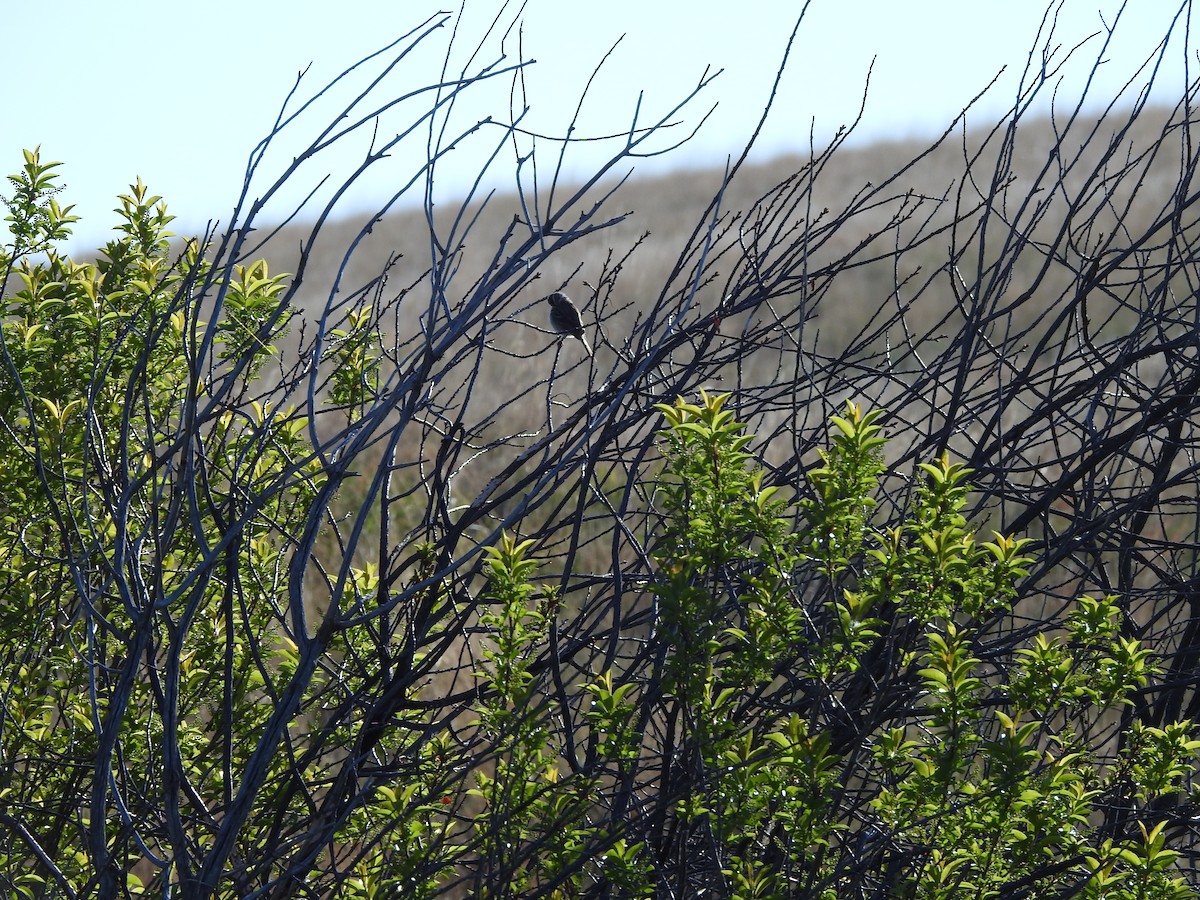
left=546, top=291, right=592, bottom=357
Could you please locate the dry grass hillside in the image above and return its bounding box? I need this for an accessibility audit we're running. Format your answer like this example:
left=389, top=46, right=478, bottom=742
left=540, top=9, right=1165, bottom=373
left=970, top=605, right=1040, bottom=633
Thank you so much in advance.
left=247, top=100, right=1184, bottom=477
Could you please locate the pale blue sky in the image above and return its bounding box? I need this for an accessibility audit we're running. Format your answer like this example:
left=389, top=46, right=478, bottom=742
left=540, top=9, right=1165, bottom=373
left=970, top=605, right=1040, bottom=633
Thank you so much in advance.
left=4, top=1, right=1191, bottom=252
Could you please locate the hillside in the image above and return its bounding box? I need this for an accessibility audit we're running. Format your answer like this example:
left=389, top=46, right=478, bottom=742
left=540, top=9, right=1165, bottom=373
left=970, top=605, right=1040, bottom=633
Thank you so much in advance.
left=240, top=100, right=1189, bottom=509
left=260, top=103, right=1173, bottom=331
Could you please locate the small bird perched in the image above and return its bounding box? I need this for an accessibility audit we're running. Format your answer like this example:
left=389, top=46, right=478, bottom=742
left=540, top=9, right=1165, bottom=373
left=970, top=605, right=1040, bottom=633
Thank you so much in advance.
left=545, top=291, right=592, bottom=357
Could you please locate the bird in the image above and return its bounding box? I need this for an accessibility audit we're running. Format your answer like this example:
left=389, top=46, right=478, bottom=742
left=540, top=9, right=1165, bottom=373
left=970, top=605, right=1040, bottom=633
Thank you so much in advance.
left=545, top=291, right=592, bottom=357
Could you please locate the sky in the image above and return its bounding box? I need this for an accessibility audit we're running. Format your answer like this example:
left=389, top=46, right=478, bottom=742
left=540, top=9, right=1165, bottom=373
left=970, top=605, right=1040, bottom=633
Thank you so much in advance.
left=3, top=1, right=1193, bottom=253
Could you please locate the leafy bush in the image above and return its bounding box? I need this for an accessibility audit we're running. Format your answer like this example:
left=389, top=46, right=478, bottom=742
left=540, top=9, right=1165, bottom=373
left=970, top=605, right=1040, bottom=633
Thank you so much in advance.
left=0, top=150, right=364, bottom=897
left=499, top=392, right=1195, bottom=899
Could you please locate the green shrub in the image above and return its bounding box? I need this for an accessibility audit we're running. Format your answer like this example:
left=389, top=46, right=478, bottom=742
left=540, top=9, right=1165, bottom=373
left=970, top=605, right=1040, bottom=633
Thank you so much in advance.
left=465, top=393, right=1199, bottom=898
left=0, top=150, right=389, bottom=897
